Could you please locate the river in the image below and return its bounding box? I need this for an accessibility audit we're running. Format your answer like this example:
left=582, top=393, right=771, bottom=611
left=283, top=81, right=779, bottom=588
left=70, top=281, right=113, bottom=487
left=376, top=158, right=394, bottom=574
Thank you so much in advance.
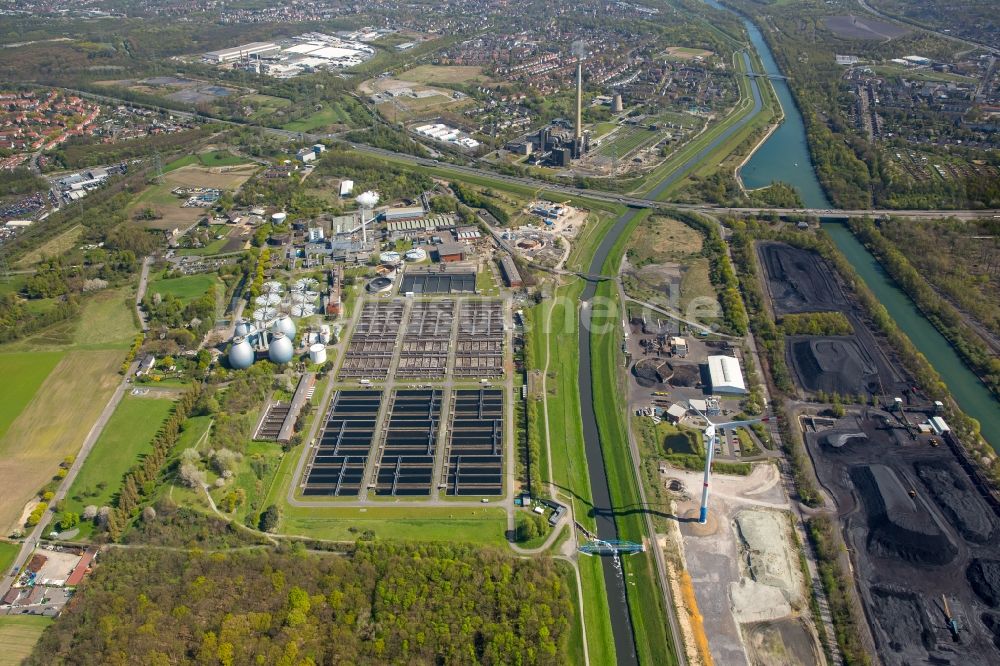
left=703, top=0, right=999, bottom=447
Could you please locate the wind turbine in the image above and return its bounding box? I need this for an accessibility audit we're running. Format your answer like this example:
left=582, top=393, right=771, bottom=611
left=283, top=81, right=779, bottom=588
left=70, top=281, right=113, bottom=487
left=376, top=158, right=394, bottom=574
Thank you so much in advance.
left=689, top=403, right=771, bottom=524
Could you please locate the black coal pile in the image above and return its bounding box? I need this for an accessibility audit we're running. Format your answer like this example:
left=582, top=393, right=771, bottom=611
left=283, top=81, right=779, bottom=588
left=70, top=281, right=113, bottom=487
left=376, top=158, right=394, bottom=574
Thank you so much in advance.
left=870, top=587, right=935, bottom=654
left=916, top=461, right=996, bottom=544
left=967, top=559, right=1000, bottom=608
left=851, top=465, right=957, bottom=566
left=632, top=358, right=669, bottom=388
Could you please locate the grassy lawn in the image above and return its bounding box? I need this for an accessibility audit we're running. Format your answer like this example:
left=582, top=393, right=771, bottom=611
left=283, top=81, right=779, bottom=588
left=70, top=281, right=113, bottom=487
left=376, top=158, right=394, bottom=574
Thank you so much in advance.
left=403, top=64, right=491, bottom=84
left=0, top=540, right=20, bottom=575
left=279, top=505, right=508, bottom=545
left=209, top=440, right=285, bottom=525
left=0, top=352, right=63, bottom=440
left=596, top=125, right=659, bottom=158
left=147, top=273, right=218, bottom=305
left=14, top=224, right=83, bottom=268
left=282, top=104, right=353, bottom=132
left=0, top=349, right=123, bottom=534
left=63, top=396, right=175, bottom=537
left=165, top=150, right=248, bottom=172
left=0, top=615, right=52, bottom=666
left=579, top=554, right=618, bottom=666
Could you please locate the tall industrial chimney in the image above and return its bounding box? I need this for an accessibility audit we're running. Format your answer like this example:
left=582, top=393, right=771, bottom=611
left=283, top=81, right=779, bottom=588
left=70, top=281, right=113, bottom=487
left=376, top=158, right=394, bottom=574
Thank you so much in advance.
left=575, top=61, right=583, bottom=143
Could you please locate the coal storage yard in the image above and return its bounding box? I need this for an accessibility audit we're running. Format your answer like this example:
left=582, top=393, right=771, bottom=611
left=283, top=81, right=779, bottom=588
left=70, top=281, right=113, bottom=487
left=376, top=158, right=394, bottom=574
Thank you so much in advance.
left=758, top=242, right=846, bottom=314
left=759, top=241, right=905, bottom=400
left=806, top=412, right=1000, bottom=665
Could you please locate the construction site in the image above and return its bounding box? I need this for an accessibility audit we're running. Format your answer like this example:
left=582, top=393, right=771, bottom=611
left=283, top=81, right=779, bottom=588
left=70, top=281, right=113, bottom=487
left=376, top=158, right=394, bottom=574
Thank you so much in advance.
left=297, top=294, right=510, bottom=501
left=667, top=464, right=826, bottom=666
left=805, top=412, right=1000, bottom=665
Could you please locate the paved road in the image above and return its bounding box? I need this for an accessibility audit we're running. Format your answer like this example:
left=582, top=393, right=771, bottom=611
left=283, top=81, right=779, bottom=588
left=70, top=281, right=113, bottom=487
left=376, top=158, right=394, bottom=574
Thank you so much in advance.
left=56, top=87, right=1000, bottom=222
left=135, top=256, right=152, bottom=332
left=0, top=360, right=138, bottom=600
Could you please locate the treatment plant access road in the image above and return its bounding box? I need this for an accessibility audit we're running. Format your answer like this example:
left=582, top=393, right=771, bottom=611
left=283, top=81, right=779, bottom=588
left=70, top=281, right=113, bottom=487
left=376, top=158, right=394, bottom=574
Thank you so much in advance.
left=0, top=358, right=140, bottom=601
left=53, top=88, right=1000, bottom=223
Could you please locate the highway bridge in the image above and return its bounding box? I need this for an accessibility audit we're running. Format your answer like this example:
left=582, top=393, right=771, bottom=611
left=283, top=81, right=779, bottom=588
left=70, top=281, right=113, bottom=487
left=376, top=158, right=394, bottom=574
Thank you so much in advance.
left=61, top=87, right=1000, bottom=222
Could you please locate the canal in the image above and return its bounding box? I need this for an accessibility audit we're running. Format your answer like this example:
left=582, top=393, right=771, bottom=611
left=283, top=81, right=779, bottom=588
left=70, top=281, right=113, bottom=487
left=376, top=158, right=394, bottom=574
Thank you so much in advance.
left=705, top=0, right=999, bottom=447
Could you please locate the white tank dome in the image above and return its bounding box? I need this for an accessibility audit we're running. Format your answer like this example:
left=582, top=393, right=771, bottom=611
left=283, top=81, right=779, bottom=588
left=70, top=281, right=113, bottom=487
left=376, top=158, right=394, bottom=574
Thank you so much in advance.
left=271, top=212, right=287, bottom=224
left=404, top=248, right=426, bottom=262
left=234, top=319, right=251, bottom=338
left=271, top=313, right=297, bottom=339
left=268, top=331, right=294, bottom=364
left=228, top=336, right=255, bottom=370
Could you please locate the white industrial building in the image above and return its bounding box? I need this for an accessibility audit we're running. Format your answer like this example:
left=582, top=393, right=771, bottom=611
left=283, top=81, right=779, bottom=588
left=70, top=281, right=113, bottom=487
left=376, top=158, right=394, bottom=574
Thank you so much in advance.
left=205, top=42, right=280, bottom=63
left=706, top=355, right=747, bottom=395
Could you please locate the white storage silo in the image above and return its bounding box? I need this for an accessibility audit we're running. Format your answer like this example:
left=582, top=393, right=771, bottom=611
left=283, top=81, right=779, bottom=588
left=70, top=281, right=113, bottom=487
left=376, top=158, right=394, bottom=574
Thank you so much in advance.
left=309, top=343, right=327, bottom=365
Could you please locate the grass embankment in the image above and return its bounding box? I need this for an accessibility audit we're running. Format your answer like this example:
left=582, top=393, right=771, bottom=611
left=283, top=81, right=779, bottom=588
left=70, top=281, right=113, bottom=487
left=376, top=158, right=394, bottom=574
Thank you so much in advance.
left=0, top=615, right=53, bottom=666
left=63, top=396, right=175, bottom=539
left=587, top=209, right=680, bottom=664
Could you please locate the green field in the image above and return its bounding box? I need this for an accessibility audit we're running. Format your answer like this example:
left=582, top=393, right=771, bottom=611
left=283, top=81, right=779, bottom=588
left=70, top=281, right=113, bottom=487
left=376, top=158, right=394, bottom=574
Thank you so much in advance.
left=147, top=273, right=218, bottom=305
left=63, top=396, right=175, bottom=536
left=597, top=125, right=659, bottom=158
left=0, top=540, right=20, bottom=575
left=165, top=150, right=249, bottom=172
left=282, top=102, right=355, bottom=132
left=0, top=615, right=52, bottom=666
left=0, top=287, right=137, bottom=353
left=279, top=505, right=509, bottom=545
left=0, top=352, right=63, bottom=440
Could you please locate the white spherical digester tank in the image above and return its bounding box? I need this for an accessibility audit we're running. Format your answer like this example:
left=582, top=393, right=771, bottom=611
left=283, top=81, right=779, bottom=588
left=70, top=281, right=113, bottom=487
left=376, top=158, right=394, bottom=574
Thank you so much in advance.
left=268, top=331, right=294, bottom=364
left=271, top=313, right=297, bottom=340
left=228, top=336, right=255, bottom=369
left=309, top=343, right=327, bottom=365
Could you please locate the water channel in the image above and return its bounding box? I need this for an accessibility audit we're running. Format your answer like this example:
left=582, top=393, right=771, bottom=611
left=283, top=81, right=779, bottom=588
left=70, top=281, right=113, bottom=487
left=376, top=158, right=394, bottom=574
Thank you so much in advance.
left=587, top=3, right=999, bottom=664
left=707, top=0, right=998, bottom=447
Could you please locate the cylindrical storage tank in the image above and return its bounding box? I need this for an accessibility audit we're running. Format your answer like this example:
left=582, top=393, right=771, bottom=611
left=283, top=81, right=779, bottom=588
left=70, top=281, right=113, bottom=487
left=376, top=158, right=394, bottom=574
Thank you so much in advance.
left=404, top=247, right=426, bottom=262
left=379, top=250, right=401, bottom=264
left=228, top=336, right=255, bottom=370
left=309, top=343, right=327, bottom=365
left=234, top=319, right=251, bottom=338
left=271, top=212, right=287, bottom=224
left=271, top=313, right=296, bottom=340
left=268, top=331, right=294, bottom=364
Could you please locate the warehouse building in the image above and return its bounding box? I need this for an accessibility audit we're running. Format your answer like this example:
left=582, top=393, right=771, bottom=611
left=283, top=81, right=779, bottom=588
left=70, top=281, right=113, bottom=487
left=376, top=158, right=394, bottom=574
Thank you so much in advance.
left=205, top=42, right=280, bottom=63
left=705, top=355, right=747, bottom=395
left=382, top=206, right=425, bottom=222
left=499, top=254, right=523, bottom=288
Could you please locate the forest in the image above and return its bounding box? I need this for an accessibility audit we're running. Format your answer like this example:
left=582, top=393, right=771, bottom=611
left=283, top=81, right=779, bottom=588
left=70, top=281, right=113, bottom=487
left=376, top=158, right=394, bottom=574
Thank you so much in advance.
left=848, top=217, right=1000, bottom=398
left=29, top=544, right=572, bottom=665
left=877, top=216, right=1000, bottom=339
